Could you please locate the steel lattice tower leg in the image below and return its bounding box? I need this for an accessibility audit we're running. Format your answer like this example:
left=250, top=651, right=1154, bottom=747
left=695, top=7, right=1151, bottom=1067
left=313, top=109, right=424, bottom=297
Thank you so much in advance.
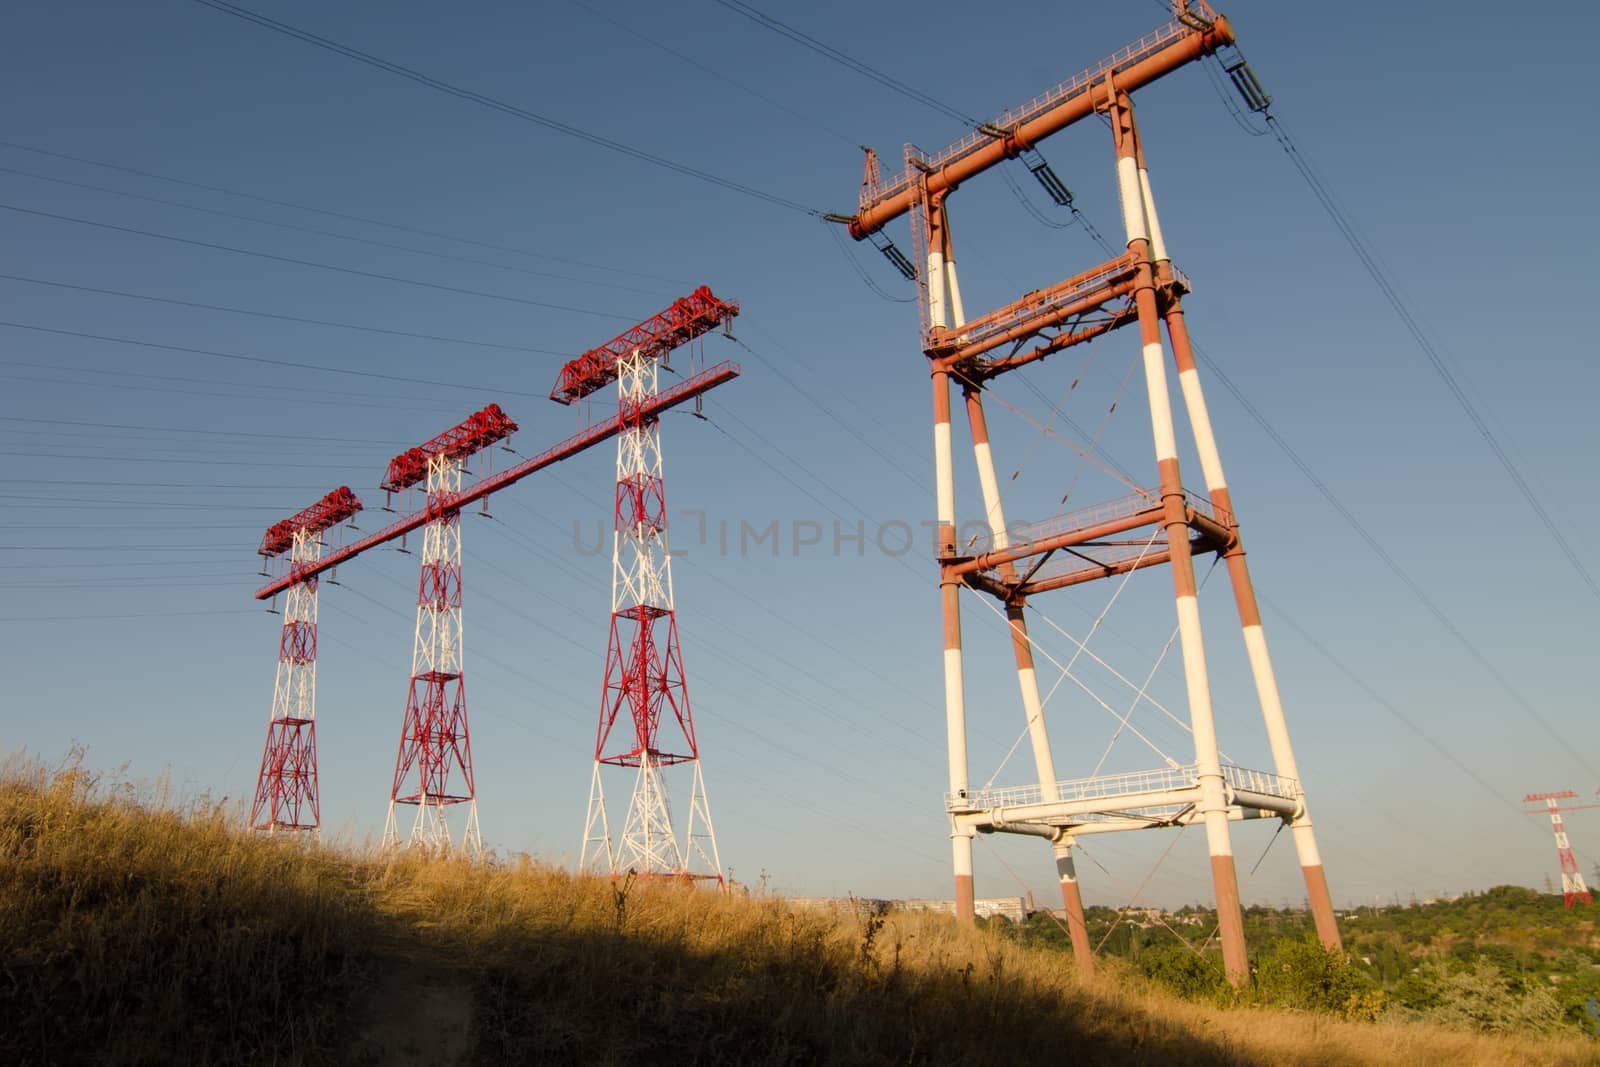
left=384, top=453, right=482, bottom=858
left=1544, top=797, right=1593, bottom=907
left=251, top=527, right=323, bottom=832
left=580, top=350, right=722, bottom=884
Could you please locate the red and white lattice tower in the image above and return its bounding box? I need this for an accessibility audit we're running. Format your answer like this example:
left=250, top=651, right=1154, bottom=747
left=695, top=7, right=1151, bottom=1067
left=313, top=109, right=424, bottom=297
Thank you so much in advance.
left=1526, top=791, right=1593, bottom=907
left=251, top=487, right=363, bottom=833
left=380, top=404, right=517, bottom=857
left=581, top=349, right=721, bottom=880
left=554, top=288, right=738, bottom=883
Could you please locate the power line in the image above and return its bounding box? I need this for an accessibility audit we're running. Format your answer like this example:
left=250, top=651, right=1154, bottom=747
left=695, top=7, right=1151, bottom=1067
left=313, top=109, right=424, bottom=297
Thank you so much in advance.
left=710, top=0, right=978, bottom=127
left=0, top=413, right=391, bottom=446
left=0, top=319, right=546, bottom=397
left=189, top=0, right=823, bottom=217
left=1262, top=113, right=1600, bottom=605
left=0, top=201, right=640, bottom=322
left=0, top=362, right=449, bottom=415
left=1191, top=339, right=1598, bottom=781
left=567, top=0, right=859, bottom=148
left=0, top=165, right=671, bottom=298
left=0, top=138, right=690, bottom=286
left=0, top=272, right=563, bottom=356
left=1260, top=592, right=1528, bottom=821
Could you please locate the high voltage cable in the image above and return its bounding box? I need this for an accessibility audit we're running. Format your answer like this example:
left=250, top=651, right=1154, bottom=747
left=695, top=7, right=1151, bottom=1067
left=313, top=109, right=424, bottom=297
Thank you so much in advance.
left=1192, top=343, right=1598, bottom=781
left=189, top=0, right=823, bottom=218
left=0, top=139, right=689, bottom=286
left=1260, top=591, right=1528, bottom=820
left=0, top=272, right=564, bottom=356
left=1262, top=114, right=1600, bottom=605
left=0, top=202, right=640, bottom=322
left=710, top=0, right=979, bottom=127
left=0, top=320, right=546, bottom=397
left=0, top=414, right=395, bottom=446
left=730, top=336, right=927, bottom=490
left=0, top=165, right=671, bottom=298
left=0, top=363, right=451, bottom=415
left=566, top=0, right=859, bottom=149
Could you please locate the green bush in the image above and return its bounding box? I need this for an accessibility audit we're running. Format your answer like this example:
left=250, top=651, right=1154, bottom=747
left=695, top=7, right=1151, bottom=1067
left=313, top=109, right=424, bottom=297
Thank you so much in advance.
left=1140, top=942, right=1231, bottom=1004
left=1415, top=960, right=1567, bottom=1036
left=1252, top=937, right=1384, bottom=1021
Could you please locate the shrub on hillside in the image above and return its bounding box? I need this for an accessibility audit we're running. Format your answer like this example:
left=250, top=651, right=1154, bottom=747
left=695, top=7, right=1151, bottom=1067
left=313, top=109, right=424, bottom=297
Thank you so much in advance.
left=1251, top=936, right=1384, bottom=1021
left=1139, top=943, right=1231, bottom=1004
left=1408, top=959, right=1567, bottom=1036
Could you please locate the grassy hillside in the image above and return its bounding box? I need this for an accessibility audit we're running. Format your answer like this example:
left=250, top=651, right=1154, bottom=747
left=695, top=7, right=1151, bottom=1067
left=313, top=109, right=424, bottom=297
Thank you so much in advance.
left=1, top=756, right=1594, bottom=1066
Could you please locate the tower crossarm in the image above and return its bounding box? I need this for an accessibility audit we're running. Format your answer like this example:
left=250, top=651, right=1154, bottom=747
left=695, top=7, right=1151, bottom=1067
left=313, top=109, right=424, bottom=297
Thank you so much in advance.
left=259, top=486, right=364, bottom=558
left=949, top=762, right=1301, bottom=832
left=932, top=259, right=1191, bottom=375
left=949, top=490, right=1233, bottom=597
left=550, top=287, right=740, bottom=405
left=253, top=363, right=740, bottom=600
left=844, top=4, right=1231, bottom=239
left=929, top=254, right=1138, bottom=361
left=380, top=403, right=519, bottom=494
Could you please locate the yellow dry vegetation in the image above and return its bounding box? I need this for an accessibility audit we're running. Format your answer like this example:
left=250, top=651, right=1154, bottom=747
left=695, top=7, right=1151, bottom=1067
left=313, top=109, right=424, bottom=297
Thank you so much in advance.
left=1, top=754, right=1594, bottom=1066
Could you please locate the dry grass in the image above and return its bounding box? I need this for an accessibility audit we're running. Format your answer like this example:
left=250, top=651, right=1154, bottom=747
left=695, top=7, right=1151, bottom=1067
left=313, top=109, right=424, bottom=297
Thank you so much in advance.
left=1, top=755, right=1594, bottom=1066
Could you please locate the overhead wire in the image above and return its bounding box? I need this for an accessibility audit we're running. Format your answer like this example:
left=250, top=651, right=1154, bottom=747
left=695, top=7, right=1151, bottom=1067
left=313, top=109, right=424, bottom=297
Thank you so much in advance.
left=0, top=138, right=690, bottom=286
left=710, top=0, right=979, bottom=127
left=0, top=320, right=545, bottom=398
left=189, top=0, right=823, bottom=218
left=1190, top=339, right=1598, bottom=781
left=0, top=201, right=642, bottom=322
left=1259, top=111, right=1600, bottom=606
left=0, top=361, right=453, bottom=415
left=0, top=165, right=672, bottom=298
left=730, top=335, right=927, bottom=490
left=0, top=273, right=570, bottom=356
left=566, top=0, right=859, bottom=149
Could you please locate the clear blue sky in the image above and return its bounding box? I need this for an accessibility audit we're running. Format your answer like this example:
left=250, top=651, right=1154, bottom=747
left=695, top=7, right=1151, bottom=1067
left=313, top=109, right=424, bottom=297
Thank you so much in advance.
left=2, top=0, right=1597, bottom=910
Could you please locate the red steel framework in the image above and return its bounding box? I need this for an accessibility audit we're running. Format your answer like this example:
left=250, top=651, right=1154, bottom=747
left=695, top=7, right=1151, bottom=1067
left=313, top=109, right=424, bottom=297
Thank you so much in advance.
left=1526, top=791, right=1596, bottom=907
left=247, top=357, right=740, bottom=844
left=571, top=290, right=738, bottom=883
left=251, top=366, right=740, bottom=602
left=550, top=286, right=740, bottom=405
left=837, top=1, right=1336, bottom=985
left=251, top=486, right=363, bottom=833
left=381, top=404, right=517, bottom=856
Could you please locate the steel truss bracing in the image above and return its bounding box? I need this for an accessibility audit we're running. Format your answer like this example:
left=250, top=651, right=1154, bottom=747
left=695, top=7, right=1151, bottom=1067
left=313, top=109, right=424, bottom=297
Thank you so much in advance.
left=580, top=349, right=722, bottom=885
left=251, top=487, right=362, bottom=834
left=841, top=2, right=1338, bottom=986
left=384, top=452, right=482, bottom=857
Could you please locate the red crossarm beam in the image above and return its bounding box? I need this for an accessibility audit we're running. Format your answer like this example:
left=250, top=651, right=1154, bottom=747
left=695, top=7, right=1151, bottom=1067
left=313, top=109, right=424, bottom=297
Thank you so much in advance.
left=550, top=287, right=739, bottom=405
left=1526, top=791, right=1581, bottom=802
left=258, top=486, right=364, bottom=558
left=380, top=403, right=520, bottom=493
left=844, top=5, right=1231, bottom=239
left=254, top=361, right=740, bottom=600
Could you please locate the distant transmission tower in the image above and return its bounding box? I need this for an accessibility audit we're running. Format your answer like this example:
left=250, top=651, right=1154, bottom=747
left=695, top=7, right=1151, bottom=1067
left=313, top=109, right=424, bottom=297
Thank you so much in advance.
left=381, top=404, right=518, bottom=857
left=553, top=288, right=738, bottom=884
left=1525, top=790, right=1594, bottom=907
left=251, top=487, right=363, bottom=833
